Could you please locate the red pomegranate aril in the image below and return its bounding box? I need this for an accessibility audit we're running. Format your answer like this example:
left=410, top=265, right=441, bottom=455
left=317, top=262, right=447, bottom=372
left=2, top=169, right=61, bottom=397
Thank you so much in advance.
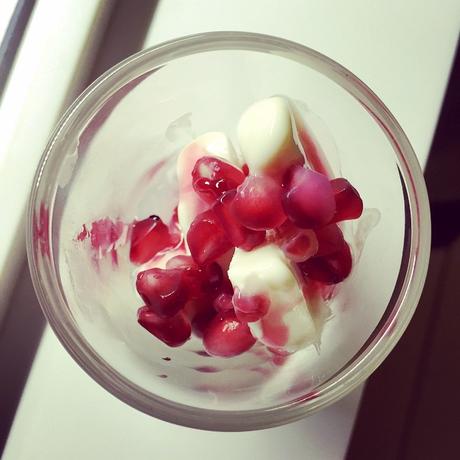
left=166, top=254, right=195, bottom=270
left=213, top=191, right=266, bottom=250
left=203, top=311, right=256, bottom=357
left=331, top=178, right=363, bottom=222
left=136, top=268, right=188, bottom=318
left=130, top=215, right=180, bottom=265
left=200, top=262, right=224, bottom=293
left=233, top=290, right=270, bottom=323
left=187, top=209, right=233, bottom=266
left=192, top=156, right=245, bottom=203
left=298, top=242, right=352, bottom=285
left=231, top=175, right=287, bottom=230
left=281, top=229, right=318, bottom=263
left=282, top=166, right=336, bottom=228
left=239, top=230, right=266, bottom=251
left=213, top=293, right=234, bottom=313
left=192, top=308, right=216, bottom=338
left=137, top=306, right=191, bottom=347
left=183, top=299, right=216, bottom=338
left=166, top=255, right=203, bottom=300
left=315, top=224, right=345, bottom=257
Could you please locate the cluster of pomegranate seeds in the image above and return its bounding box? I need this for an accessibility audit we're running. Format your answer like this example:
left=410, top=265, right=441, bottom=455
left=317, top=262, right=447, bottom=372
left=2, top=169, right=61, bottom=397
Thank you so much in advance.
left=133, top=141, right=363, bottom=356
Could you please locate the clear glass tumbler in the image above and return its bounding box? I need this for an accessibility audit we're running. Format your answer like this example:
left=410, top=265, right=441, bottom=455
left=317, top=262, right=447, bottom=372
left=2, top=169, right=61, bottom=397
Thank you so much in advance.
left=27, top=32, right=430, bottom=431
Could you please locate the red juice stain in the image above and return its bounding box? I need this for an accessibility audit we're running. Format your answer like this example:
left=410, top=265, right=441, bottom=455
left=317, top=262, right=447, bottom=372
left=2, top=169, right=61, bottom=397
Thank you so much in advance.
left=298, top=128, right=330, bottom=178
left=260, top=310, right=289, bottom=348
left=76, top=224, right=89, bottom=241
left=251, top=366, right=271, bottom=377
left=193, top=366, right=220, bottom=373
left=33, top=203, right=50, bottom=259
left=76, top=217, right=125, bottom=267
left=91, top=218, right=124, bottom=266
left=267, top=347, right=292, bottom=366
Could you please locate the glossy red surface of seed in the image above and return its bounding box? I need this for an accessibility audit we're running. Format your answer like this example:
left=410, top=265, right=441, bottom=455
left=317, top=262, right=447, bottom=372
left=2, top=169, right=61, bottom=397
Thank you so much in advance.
left=137, top=306, right=191, bottom=347
left=213, top=191, right=266, bottom=250
left=187, top=209, right=233, bottom=266
left=231, top=175, right=287, bottom=230
left=298, top=242, right=352, bottom=284
left=233, top=290, right=270, bottom=323
left=281, top=229, right=318, bottom=262
left=192, top=156, right=245, bottom=203
left=330, top=178, right=363, bottom=222
left=213, top=293, right=234, bottom=313
left=315, top=223, right=345, bottom=256
left=203, top=311, right=256, bottom=357
left=136, top=268, right=188, bottom=317
left=282, top=166, right=336, bottom=228
left=130, top=215, right=180, bottom=265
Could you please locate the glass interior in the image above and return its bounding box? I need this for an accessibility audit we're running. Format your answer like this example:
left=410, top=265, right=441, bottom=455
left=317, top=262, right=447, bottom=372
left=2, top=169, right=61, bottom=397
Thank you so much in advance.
left=51, top=48, right=404, bottom=411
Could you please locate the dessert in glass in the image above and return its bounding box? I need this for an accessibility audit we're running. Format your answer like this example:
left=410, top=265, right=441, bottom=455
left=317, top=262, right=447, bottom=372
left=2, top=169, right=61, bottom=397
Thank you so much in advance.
left=28, top=32, right=430, bottom=430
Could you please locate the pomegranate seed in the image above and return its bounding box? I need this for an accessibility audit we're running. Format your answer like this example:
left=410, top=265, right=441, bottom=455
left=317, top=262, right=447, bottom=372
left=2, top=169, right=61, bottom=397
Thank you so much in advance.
left=281, top=229, right=318, bottom=263
left=137, top=306, right=191, bottom=347
left=166, top=254, right=195, bottom=270
left=231, top=175, right=286, bottom=230
left=130, top=215, right=180, bottom=265
left=315, top=224, right=345, bottom=256
left=192, top=156, right=245, bottom=204
left=192, top=308, right=216, bottom=338
left=213, top=191, right=266, bottom=250
left=233, top=289, right=270, bottom=322
left=242, top=164, right=250, bottom=176
left=187, top=209, right=233, bottom=266
left=269, top=221, right=318, bottom=263
left=183, top=299, right=216, bottom=338
left=269, top=219, right=298, bottom=241
left=136, top=268, right=188, bottom=318
left=203, top=311, right=256, bottom=357
left=331, top=178, right=363, bottom=222
left=203, top=264, right=234, bottom=300
left=282, top=166, right=336, bottom=228
left=213, top=293, right=234, bottom=313
left=166, top=255, right=203, bottom=299
left=201, top=262, right=225, bottom=293
left=298, top=242, right=352, bottom=284
left=239, top=231, right=266, bottom=251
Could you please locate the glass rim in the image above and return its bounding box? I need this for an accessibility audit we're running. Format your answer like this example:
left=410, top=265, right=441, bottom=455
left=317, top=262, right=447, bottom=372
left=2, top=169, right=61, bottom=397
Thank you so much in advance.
left=27, top=31, right=431, bottom=431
